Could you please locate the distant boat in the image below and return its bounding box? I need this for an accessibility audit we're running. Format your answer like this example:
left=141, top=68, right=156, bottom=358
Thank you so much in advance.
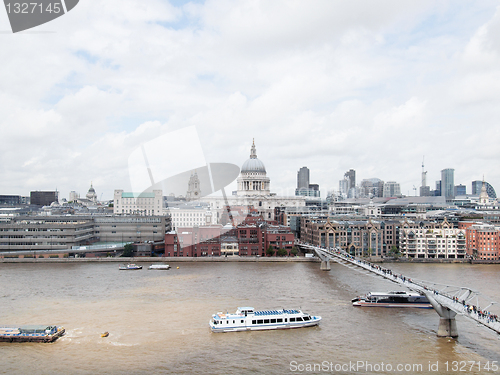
left=148, top=264, right=171, bottom=270
left=352, top=291, right=432, bottom=308
left=209, top=307, right=321, bottom=332
left=119, top=264, right=142, bottom=270
left=101, top=332, right=109, bottom=338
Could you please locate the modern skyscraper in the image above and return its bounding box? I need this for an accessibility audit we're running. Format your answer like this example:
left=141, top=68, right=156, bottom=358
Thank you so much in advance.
left=344, top=169, right=356, bottom=190
left=472, top=180, right=497, bottom=198
left=441, top=168, right=455, bottom=201
left=383, top=181, right=401, bottom=197
left=295, top=167, right=320, bottom=197
left=30, top=191, right=58, bottom=206
left=454, top=184, right=466, bottom=196
left=297, top=167, right=310, bottom=190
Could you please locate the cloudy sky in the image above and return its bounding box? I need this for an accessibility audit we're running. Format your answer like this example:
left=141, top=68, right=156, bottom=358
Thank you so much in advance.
left=1, top=0, right=500, bottom=201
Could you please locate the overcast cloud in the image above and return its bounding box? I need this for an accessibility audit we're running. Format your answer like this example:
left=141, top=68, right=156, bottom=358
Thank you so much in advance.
left=1, top=0, right=500, bottom=200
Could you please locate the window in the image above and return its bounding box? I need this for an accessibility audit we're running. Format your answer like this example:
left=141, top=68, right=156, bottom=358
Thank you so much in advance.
left=290, top=317, right=296, bottom=322
left=252, top=320, right=256, bottom=325
left=257, top=320, right=263, bottom=324
left=271, top=319, right=276, bottom=323
left=277, top=318, right=283, bottom=323
left=264, top=319, right=269, bottom=324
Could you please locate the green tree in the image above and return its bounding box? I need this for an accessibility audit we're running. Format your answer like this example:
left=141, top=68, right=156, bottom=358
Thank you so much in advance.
left=388, top=245, right=400, bottom=258
left=290, top=247, right=298, bottom=256
left=122, top=244, right=134, bottom=257
left=266, top=246, right=275, bottom=257
left=277, top=248, right=287, bottom=257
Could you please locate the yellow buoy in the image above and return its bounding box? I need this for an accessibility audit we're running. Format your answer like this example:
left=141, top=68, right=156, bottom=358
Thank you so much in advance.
left=176, top=266, right=179, bottom=269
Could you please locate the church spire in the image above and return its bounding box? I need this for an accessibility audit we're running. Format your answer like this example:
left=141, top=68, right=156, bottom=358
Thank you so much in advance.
left=250, top=138, right=257, bottom=159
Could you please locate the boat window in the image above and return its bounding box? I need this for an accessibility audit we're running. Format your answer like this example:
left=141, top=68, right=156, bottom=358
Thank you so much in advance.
left=264, top=319, right=269, bottom=324
left=257, top=320, right=263, bottom=324
left=226, top=321, right=229, bottom=324
left=271, top=319, right=276, bottom=323
left=285, top=318, right=287, bottom=322
left=296, top=317, right=303, bottom=322
left=233, top=320, right=235, bottom=324
left=303, top=316, right=310, bottom=321
left=252, top=320, right=256, bottom=324
left=277, top=318, right=283, bottom=323
left=241, top=320, right=244, bottom=323
left=290, top=318, right=296, bottom=322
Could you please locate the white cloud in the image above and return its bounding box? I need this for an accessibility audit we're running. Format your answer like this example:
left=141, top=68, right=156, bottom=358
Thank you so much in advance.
left=1, top=0, right=500, bottom=200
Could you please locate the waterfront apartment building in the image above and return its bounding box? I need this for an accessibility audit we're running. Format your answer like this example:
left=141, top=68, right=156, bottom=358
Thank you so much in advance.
left=113, top=190, right=162, bottom=216
left=399, top=218, right=466, bottom=259
left=300, top=217, right=384, bottom=257
left=462, top=222, right=500, bottom=260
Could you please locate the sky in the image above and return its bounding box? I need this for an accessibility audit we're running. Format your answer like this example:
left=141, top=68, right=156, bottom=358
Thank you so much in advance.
left=1, top=0, right=500, bottom=201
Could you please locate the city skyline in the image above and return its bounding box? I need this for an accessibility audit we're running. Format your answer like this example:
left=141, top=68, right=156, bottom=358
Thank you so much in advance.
left=1, top=1, right=500, bottom=200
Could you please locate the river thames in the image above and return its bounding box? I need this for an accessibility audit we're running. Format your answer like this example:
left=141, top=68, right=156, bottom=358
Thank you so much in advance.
left=1, top=261, right=499, bottom=374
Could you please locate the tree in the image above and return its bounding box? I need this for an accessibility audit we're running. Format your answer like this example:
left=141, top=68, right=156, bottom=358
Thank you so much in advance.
left=122, top=244, right=134, bottom=257
left=290, top=247, right=298, bottom=256
left=277, top=248, right=287, bottom=257
left=266, top=246, right=275, bottom=257
left=388, top=245, right=400, bottom=258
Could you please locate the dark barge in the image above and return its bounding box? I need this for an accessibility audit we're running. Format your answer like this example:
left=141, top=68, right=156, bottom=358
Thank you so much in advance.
left=0, top=325, right=65, bottom=343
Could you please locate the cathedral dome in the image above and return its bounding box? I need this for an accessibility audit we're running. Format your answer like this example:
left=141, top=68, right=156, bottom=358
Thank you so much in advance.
left=241, top=158, right=266, bottom=173
left=241, top=139, right=266, bottom=173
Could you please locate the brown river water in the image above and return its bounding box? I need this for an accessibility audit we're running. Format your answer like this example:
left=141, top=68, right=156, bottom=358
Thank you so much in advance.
left=1, top=261, right=499, bottom=374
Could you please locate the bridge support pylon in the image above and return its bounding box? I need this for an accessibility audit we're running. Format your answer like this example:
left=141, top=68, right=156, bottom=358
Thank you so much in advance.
left=320, top=260, right=331, bottom=271
left=424, top=292, right=458, bottom=337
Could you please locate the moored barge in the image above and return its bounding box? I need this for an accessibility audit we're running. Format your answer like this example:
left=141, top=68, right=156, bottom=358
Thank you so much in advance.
left=0, top=325, right=65, bottom=343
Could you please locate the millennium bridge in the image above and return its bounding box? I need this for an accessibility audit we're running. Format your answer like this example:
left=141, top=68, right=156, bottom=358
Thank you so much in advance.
left=299, top=243, right=500, bottom=338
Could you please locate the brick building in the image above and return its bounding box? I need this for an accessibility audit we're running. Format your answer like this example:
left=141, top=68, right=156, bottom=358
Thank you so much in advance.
left=164, top=221, right=295, bottom=257
left=461, top=222, right=500, bottom=260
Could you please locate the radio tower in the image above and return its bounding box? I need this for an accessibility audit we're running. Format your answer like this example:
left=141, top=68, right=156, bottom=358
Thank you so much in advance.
left=421, top=156, right=427, bottom=187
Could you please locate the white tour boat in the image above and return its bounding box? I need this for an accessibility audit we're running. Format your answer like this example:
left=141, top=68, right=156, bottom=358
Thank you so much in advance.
left=209, top=307, right=321, bottom=332
left=119, top=263, right=142, bottom=270
left=148, top=264, right=171, bottom=270
left=352, top=291, right=432, bottom=308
